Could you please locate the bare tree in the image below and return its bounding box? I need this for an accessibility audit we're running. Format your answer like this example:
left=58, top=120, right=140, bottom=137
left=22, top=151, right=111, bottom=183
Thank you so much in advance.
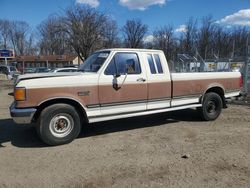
left=179, top=17, right=198, bottom=54
left=9, top=21, right=30, bottom=55
left=2, top=10, right=250, bottom=61
left=37, top=16, right=70, bottom=55
left=0, top=19, right=11, bottom=49
left=25, top=34, right=37, bottom=55
left=102, top=19, right=120, bottom=48
left=62, top=5, right=108, bottom=60
left=153, top=25, right=175, bottom=60
left=122, top=19, right=148, bottom=48
left=210, top=25, right=232, bottom=58
left=0, top=19, right=36, bottom=55
left=231, top=27, right=249, bottom=57
left=197, top=16, right=214, bottom=59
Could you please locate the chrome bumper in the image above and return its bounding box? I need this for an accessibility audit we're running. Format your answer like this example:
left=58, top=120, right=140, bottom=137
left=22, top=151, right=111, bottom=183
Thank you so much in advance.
left=9, top=103, right=37, bottom=124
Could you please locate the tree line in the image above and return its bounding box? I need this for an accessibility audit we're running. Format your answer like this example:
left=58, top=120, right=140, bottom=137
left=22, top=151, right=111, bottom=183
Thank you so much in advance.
left=0, top=5, right=249, bottom=61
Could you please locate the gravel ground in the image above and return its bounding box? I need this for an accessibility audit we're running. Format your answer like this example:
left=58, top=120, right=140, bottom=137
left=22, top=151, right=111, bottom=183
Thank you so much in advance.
left=0, top=80, right=250, bottom=188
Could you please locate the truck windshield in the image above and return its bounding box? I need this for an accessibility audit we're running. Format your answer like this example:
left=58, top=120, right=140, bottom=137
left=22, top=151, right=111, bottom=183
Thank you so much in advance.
left=79, top=51, right=110, bottom=72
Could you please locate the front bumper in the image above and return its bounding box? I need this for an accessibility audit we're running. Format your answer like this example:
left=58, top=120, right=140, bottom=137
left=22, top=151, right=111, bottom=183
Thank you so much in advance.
left=9, top=102, right=37, bottom=124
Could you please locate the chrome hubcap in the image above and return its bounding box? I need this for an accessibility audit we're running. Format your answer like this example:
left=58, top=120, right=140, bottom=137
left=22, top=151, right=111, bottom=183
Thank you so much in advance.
left=49, top=114, right=74, bottom=138
left=207, top=101, right=216, bottom=113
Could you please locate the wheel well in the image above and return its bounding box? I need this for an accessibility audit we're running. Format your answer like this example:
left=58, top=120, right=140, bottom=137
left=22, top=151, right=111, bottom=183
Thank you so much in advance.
left=32, top=98, right=88, bottom=124
left=204, top=87, right=227, bottom=108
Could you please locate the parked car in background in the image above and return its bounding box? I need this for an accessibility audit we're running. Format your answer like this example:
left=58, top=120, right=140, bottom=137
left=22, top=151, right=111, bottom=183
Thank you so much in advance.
left=63, top=65, right=79, bottom=68
left=24, top=68, right=36, bottom=74
left=0, top=65, right=20, bottom=79
left=35, top=67, right=51, bottom=73
left=50, top=67, right=78, bottom=73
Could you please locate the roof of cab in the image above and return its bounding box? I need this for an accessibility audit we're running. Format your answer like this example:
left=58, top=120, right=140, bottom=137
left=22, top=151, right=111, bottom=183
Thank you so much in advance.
left=96, top=48, right=163, bottom=53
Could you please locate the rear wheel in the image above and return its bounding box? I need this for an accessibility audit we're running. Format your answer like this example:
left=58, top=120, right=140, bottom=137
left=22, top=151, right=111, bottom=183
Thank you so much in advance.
left=200, top=92, right=222, bottom=121
left=36, top=104, right=81, bottom=146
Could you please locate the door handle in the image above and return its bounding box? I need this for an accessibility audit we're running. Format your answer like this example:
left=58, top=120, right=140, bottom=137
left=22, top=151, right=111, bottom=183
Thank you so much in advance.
left=137, top=78, right=146, bottom=82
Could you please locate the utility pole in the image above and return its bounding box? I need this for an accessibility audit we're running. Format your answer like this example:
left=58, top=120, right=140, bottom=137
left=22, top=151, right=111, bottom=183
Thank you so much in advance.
left=243, top=36, right=249, bottom=97
left=5, top=57, right=7, bottom=66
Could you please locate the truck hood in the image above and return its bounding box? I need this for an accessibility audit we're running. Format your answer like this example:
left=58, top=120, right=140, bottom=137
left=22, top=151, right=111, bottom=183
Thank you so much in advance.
left=16, top=72, right=83, bottom=82
left=16, top=72, right=98, bottom=89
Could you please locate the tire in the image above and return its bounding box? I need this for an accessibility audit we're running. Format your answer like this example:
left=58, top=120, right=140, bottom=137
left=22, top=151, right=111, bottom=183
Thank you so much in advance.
left=36, top=103, right=81, bottom=146
left=200, top=92, right=223, bottom=121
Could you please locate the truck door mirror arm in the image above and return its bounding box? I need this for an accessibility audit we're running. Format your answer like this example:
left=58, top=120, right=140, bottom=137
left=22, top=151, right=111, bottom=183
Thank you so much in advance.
left=112, top=76, right=121, bottom=90
left=112, top=73, right=128, bottom=91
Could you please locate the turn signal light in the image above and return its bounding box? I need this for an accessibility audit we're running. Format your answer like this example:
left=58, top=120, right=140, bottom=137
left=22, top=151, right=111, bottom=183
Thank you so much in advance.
left=14, top=88, right=26, bottom=101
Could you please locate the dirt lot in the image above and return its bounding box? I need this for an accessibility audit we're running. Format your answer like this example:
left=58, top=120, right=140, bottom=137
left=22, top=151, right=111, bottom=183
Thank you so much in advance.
left=0, top=80, right=250, bottom=188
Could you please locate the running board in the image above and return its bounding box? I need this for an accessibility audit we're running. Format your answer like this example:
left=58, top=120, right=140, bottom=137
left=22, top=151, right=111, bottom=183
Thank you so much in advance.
left=88, top=104, right=202, bottom=123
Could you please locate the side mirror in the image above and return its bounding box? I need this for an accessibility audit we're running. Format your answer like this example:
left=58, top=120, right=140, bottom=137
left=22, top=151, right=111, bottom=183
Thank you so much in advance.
left=112, top=76, right=121, bottom=91
left=113, top=83, right=120, bottom=90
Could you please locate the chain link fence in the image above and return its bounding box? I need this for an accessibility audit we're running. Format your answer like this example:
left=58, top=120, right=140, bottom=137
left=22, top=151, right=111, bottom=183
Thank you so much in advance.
left=169, top=54, right=250, bottom=97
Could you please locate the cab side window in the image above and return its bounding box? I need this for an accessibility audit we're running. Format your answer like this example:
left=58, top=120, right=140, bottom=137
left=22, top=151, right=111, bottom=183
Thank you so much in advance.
left=146, top=54, right=164, bottom=74
left=153, top=54, right=163, bottom=74
left=105, top=53, right=141, bottom=75
left=147, top=54, right=157, bottom=74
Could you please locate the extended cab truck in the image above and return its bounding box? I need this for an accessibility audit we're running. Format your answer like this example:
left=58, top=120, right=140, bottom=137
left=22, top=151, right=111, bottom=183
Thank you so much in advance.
left=10, top=49, right=242, bottom=145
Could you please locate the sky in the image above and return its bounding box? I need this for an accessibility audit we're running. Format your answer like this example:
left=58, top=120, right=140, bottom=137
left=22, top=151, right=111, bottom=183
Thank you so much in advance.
left=1, top=0, right=250, bottom=35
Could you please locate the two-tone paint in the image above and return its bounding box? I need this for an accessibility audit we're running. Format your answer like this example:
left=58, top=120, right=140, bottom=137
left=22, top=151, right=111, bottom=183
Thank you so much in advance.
left=12, top=48, right=241, bottom=124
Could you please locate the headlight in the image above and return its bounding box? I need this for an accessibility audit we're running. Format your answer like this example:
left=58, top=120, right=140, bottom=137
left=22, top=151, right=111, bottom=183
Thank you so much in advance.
left=14, top=87, right=26, bottom=101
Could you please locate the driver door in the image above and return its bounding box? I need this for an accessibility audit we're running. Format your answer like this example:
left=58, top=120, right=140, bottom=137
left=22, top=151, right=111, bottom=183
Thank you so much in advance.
left=98, top=52, right=147, bottom=115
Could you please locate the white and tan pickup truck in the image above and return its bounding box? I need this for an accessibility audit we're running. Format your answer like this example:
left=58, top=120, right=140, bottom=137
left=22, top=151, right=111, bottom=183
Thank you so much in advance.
left=10, top=49, right=242, bottom=145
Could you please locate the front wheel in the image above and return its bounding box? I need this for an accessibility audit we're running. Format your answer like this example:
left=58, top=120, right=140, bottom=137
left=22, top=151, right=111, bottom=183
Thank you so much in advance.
left=37, top=104, right=81, bottom=146
left=199, top=92, right=223, bottom=121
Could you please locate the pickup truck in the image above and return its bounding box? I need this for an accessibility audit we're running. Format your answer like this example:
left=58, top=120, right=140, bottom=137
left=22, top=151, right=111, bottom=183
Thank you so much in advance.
left=10, top=49, right=242, bottom=145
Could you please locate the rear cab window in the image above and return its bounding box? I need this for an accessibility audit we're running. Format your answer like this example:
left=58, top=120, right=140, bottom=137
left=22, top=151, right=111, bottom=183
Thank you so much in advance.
left=147, top=54, right=157, bottom=74
left=146, top=53, right=164, bottom=74
left=154, top=54, right=163, bottom=73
